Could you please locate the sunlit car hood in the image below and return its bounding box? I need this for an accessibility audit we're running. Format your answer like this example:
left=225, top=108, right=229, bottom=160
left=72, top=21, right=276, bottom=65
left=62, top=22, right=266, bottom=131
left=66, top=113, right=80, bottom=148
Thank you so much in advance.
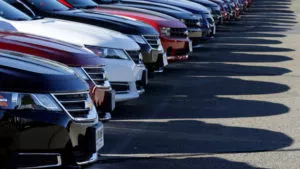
left=1, top=18, right=140, bottom=51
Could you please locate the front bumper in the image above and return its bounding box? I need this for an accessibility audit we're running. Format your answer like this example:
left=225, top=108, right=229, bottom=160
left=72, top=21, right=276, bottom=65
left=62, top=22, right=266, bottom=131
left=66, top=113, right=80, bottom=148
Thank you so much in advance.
left=113, top=81, right=140, bottom=102
left=1, top=110, right=103, bottom=168
left=161, top=36, right=191, bottom=61
left=199, top=25, right=216, bottom=41
left=150, top=52, right=168, bottom=73
left=213, top=14, right=223, bottom=25
left=139, top=43, right=160, bottom=64
left=188, top=28, right=203, bottom=45
left=112, top=64, right=147, bottom=102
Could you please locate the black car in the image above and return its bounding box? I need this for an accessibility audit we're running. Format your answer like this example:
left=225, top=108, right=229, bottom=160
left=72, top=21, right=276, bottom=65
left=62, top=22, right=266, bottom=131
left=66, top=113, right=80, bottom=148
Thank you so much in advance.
left=6, top=0, right=165, bottom=72
left=188, top=0, right=223, bottom=25
left=0, top=50, right=103, bottom=168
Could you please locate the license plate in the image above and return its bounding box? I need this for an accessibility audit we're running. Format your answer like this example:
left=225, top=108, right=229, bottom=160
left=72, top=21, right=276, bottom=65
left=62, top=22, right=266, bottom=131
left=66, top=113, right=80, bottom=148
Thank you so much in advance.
left=189, top=41, right=193, bottom=52
left=95, top=126, right=104, bottom=151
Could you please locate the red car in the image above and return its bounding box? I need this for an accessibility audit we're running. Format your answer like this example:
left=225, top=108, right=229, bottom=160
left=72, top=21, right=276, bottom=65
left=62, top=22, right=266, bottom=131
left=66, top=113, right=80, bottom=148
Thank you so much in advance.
left=0, top=31, right=115, bottom=120
left=59, top=0, right=192, bottom=61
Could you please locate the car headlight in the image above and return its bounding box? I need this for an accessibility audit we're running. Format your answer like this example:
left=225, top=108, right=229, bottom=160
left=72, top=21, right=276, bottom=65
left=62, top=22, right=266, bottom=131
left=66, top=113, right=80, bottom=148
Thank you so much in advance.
left=0, top=92, right=62, bottom=111
left=160, top=27, right=171, bottom=37
left=179, top=19, right=185, bottom=23
left=127, top=35, right=147, bottom=44
left=85, top=45, right=130, bottom=60
left=71, top=67, right=89, bottom=80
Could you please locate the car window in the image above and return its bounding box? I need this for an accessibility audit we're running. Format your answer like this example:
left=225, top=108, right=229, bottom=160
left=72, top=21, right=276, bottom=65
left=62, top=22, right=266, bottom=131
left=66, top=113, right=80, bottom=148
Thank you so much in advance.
left=24, top=0, right=70, bottom=11
left=0, top=0, right=32, bottom=20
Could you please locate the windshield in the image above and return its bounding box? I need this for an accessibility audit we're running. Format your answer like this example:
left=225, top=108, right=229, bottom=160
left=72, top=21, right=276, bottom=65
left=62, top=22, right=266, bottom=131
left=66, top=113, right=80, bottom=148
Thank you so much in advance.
left=24, top=0, right=70, bottom=11
left=0, top=0, right=32, bottom=20
left=65, top=0, right=98, bottom=8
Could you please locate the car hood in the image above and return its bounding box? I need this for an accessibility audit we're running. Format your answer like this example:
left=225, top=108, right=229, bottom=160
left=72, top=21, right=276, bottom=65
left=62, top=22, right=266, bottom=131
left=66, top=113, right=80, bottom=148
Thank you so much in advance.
left=4, top=18, right=140, bottom=51
left=191, top=0, right=219, bottom=7
left=0, top=50, right=88, bottom=93
left=94, top=6, right=187, bottom=29
left=145, top=0, right=210, bottom=14
left=0, top=31, right=105, bottom=67
left=116, top=2, right=199, bottom=20
left=55, top=10, right=158, bottom=35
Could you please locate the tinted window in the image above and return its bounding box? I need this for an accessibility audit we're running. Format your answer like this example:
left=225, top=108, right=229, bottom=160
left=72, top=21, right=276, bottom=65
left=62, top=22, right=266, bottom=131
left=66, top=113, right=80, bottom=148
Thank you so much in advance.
left=66, top=0, right=98, bottom=8
left=0, top=0, right=32, bottom=20
left=24, top=0, right=70, bottom=11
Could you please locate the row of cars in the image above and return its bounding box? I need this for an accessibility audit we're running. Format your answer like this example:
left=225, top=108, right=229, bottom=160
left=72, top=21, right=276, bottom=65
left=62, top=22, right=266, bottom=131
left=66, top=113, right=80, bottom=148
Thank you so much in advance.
left=0, top=0, right=253, bottom=168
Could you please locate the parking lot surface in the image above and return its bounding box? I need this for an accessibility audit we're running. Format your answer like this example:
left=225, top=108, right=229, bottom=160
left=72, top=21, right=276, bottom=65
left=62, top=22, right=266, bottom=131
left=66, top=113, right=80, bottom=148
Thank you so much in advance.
left=89, top=0, right=300, bottom=168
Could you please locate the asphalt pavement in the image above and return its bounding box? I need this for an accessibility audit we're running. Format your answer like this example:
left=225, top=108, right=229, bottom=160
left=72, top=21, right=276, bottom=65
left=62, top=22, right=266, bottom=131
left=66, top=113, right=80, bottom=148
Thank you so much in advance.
left=88, top=0, right=300, bottom=168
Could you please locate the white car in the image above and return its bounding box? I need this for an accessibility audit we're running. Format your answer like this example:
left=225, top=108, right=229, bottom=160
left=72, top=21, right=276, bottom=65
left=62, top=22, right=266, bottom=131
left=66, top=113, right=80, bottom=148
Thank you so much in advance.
left=0, top=0, right=147, bottom=102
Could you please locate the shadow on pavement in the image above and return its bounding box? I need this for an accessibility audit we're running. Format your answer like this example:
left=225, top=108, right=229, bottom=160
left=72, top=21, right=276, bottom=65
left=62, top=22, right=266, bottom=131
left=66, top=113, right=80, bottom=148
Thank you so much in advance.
left=92, top=157, right=267, bottom=169
left=91, top=0, right=297, bottom=168
left=101, top=120, right=292, bottom=154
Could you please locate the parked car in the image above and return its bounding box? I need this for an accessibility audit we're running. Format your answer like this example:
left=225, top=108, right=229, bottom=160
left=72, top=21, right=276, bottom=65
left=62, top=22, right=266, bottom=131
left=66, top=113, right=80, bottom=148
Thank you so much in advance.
left=8, top=0, right=167, bottom=73
left=0, top=0, right=147, bottom=102
left=61, top=1, right=192, bottom=61
left=123, top=0, right=216, bottom=39
left=105, top=0, right=205, bottom=44
left=209, top=0, right=231, bottom=22
left=187, top=0, right=223, bottom=25
left=0, top=31, right=115, bottom=121
left=222, top=0, right=241, bottom=20
left=0, top=50, right=103, bottom=168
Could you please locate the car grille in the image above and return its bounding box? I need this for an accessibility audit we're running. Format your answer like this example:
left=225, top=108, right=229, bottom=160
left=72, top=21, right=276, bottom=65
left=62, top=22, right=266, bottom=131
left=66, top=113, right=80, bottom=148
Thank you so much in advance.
left=143, top=35, right=160, bottom=49
left=52, top=92, right=95, bottom=120
left=170, top=28, right=188, bottom=38
left=82, top=67, right=105, bottom=86
left=110, top=82, right=130, bottom=94
left=126, top=50, right=142, bottom=64
left=185, top=19, right=200, bottom=28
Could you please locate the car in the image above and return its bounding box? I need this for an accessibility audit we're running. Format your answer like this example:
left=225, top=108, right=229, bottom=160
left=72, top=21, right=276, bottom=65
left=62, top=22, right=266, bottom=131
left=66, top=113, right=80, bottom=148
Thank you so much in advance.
left=222, top=0, right=241, bottom=20
left=62, top=1, right=192, bottom=61
left=0, top=50, right=103, bottom=168
left=105, top=0, right=205, bottom=44
left=187, top=0, right=223, bottom=25
left=0, top=31, right=115, bottom=121
left=209, top=0, right=231, bottom=22
left=9, top=0, right=167, bottom=73
left=0, top=0, right=147, bottom=102
left=121, top=0, right=216, bottom=40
